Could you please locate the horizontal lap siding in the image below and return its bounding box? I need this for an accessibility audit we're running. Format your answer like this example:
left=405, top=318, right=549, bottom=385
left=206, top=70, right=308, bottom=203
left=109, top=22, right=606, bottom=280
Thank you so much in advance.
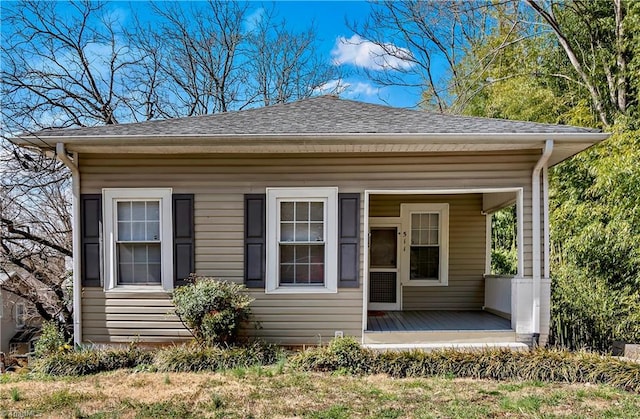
left=81, top=289, right=192, bottom=343
left=370, top=194, right=486, bottom=310
left=79, top=151, right=537, bottom=345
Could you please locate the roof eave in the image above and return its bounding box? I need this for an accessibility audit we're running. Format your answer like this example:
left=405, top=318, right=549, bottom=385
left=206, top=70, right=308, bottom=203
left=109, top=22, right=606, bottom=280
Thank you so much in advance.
left=12, top=131, right=609, bottom=150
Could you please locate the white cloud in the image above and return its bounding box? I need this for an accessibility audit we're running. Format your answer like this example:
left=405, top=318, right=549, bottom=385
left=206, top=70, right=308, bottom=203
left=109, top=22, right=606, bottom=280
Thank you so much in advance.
left=314, top=78, right=380, bottom=99
left=346, top=81, right=379, bottom=97
left=331, top=34, right=414, bottom=71
left=244, top=7, right=265, bottom=32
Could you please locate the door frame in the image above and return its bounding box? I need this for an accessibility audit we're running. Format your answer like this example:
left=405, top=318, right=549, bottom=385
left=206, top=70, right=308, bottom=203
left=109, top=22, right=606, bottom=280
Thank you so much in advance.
left=368, top=217, right=402, bottom=311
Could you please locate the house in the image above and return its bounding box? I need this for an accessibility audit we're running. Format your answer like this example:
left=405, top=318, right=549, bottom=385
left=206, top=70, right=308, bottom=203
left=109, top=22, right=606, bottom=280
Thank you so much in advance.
left=0, top=272, right=30, bottom=353
left=14, top=96, right=608, bottom=349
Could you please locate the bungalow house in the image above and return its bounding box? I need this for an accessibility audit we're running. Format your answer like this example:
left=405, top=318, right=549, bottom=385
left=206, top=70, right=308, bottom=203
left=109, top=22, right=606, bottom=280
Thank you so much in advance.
left=14, top=96, right=608, bottom=349
left=0, top=272, right=30, bottom=353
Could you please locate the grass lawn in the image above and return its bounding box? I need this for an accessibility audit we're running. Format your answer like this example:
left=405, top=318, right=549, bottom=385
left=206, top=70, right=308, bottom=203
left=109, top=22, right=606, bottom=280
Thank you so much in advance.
left=1, top=366, right=639, bottom=418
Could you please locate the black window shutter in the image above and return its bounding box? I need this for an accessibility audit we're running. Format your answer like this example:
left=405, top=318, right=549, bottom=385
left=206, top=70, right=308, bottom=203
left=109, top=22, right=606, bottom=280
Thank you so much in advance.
left=244, top=194, right=266, bottom=288
left=338, top=193, right=360, bottom=288
left=173, top=194, right=194, bottom=287
left=80, top=194, right=102, bottom=287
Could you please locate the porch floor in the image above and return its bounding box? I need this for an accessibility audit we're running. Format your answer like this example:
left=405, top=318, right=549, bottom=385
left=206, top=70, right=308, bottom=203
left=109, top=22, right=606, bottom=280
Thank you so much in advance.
left=367, top=310, right=511, bottom=332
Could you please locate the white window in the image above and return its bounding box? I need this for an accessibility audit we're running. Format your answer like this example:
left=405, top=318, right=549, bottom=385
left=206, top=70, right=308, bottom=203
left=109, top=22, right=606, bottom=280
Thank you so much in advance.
left=103, top=188, right=173, bottom=291
left=266, top=187, right=338, bottom=293
left=15, top=302, right=25, bottom=328
left=400, top=203, right=449, bottom=286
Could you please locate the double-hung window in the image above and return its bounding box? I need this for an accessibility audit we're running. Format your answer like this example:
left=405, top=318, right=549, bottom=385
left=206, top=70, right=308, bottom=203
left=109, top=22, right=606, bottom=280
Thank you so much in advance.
left=401, top=203, right=449, bottom=286
left=266, top=188, right=338, bottom=293
left=103, top=188, right=173, bottom=291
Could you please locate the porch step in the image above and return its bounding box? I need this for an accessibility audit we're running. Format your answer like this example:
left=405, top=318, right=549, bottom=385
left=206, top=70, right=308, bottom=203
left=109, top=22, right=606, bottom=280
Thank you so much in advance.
left=363, top=329, right=517, bottom=345
left=363, top=341, right=530, bottom=352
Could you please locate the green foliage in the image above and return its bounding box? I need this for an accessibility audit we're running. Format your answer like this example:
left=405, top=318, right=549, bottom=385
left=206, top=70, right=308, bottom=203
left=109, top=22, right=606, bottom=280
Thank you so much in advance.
left=34, top=320, right=71, bottom=358
left=153, top=341, right=282, bottom=373
left=549, top=265, right=640, bottom=351
left=289, top=337, right=374, bottom=375
left=490, top=206, right=517, bottom=275
left=10, top=387, right=21, bottom=402
left=293, top=338, right=640, bottom=393
left=551, top=129, right=640, bottom=290
left=33, top=344, right=154, bottom=376
left=172, top=276, right=254, bottom=347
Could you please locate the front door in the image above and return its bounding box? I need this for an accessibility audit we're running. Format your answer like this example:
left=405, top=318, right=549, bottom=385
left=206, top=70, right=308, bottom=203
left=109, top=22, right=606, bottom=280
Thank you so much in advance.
left=368, top=222, right=401, bottom=311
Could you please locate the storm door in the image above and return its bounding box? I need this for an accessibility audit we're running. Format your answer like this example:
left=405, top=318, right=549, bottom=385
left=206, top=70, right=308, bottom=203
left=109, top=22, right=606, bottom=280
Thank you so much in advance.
left=368, top=223, right=401, bottom=310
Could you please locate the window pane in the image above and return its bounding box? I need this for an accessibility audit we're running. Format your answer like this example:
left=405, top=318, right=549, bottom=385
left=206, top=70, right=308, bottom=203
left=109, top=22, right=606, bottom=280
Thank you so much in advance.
left=310, top=264, right=324, bottom=283
left=280, top=263, right=294, bottom=284
left=411, top=213, right=420, bottom=229
left=148, top=244, right=161, bottom=263
left=309, top=245, right=324, bottom=263
left=118, top=221, right=131, bottom=241
left=411, top=229, right=419, bottom=245
left=132, top=202, right=146, bottom=221
left=281, top=223, right=294, bottom=242
left=296, top=245, right=310, bottom=263
left=281, top=202, right=294, bottom=221
left=148, top=263, right=161, bottom=283
left=295, top=202, right=309, bottom=221
left=119, top=243, right=134, bottom=263
left=309, top=222, right=323, bottom=241
left=310, top=202, right=323, bottom=221
left=133, top=244, right=147, bottom=263
left=147, top=202, right=160, bottom=221
left=410, top=247, right=439, bottom=280
left=148, top=221, right=160, bottom=241
left=295, top=264, right=310, bottom=283
left=294, top=223, right=309, bottom=241
left=280, top=245, right=295, bottom=263
left=430, top=213, right=439, bottom=228
left=132, top=221, right=146, bottom=241
left=117, top=202, right=131, bottom=221
left=429, top=230, right=439, bottom=245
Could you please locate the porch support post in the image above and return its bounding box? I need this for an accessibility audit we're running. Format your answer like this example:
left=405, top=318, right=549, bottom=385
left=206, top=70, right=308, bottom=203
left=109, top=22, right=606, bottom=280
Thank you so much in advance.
left=361, top=191, right=370, bottom=341
left=532, top=139, right=553, bottom=339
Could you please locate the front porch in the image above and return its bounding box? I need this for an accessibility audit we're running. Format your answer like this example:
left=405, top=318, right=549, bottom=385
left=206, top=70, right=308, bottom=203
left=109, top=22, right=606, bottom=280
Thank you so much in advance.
left=362, top=189, right=540, bottom=349
left=363, top=310, right=520, bottom=346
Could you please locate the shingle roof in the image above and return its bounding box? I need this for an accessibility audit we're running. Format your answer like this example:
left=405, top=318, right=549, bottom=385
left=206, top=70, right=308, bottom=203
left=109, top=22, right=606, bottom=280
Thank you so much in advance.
left=33, top=95, right=599, bottom=137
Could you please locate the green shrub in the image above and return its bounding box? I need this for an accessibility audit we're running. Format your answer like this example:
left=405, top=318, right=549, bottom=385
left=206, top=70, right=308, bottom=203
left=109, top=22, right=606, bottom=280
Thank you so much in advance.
left=153, top=341, right=281, bottom=372
left=172, top=276, right=254, bottom=347
left=292, top=338, right=640, bottom=392
left=33, top=344, right=154, bottom=376
left=549, top=265, right=640, bottom=352
left=34, top=320, right=71, bottom=358
left=290, top=337, right=374, bottom=375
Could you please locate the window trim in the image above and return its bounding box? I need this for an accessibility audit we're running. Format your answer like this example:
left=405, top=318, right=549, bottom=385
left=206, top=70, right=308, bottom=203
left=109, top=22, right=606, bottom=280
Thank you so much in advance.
left=266, top=187, right=338, bottom=294
left=400, top=203, right=449, bottom=286
left=103, top=188, right=173, bottom=292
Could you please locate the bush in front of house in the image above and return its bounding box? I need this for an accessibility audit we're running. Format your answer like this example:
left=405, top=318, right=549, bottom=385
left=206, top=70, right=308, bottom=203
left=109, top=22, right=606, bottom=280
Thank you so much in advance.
left=292, top=337, right=640, bottom=392
left=34, top=344, right=154, bottom=376
left=34, top=320, right=71, bottom=358
left=153, top=340, right=282, bottom=372
left=172, top=276, right=254, bottom=347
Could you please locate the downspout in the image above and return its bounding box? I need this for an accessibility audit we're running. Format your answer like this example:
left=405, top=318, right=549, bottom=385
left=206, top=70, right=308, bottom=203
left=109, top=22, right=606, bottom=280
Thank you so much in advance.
left=56, top=143, right=82, bottom=346
left=532, top=139, right=553, bottom=345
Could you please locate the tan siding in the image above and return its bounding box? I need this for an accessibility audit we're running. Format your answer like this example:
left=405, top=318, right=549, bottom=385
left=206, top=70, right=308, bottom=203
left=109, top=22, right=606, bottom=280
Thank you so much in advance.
left=81, top=288, right=191, bottom=344
left=79, top=151, right=537, bottom=345
left=370, top=194, right=486, bottom=310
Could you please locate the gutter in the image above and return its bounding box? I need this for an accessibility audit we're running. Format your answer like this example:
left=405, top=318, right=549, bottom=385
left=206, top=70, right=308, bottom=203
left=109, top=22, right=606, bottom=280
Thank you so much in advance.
left=56, top=143, right=82, bottom=346
left=13, top=132, right=609, bottom=148
left=531, top=139, right=553, bottom=342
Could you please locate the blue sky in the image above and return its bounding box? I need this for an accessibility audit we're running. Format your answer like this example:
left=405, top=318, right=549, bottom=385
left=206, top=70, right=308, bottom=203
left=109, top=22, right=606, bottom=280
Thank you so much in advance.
left=99, top=1, right=423, bottom=108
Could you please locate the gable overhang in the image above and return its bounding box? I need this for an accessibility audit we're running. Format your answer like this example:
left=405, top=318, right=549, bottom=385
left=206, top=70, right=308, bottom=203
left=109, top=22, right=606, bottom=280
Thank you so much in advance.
left=12, top=132, right=608, bottom=166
